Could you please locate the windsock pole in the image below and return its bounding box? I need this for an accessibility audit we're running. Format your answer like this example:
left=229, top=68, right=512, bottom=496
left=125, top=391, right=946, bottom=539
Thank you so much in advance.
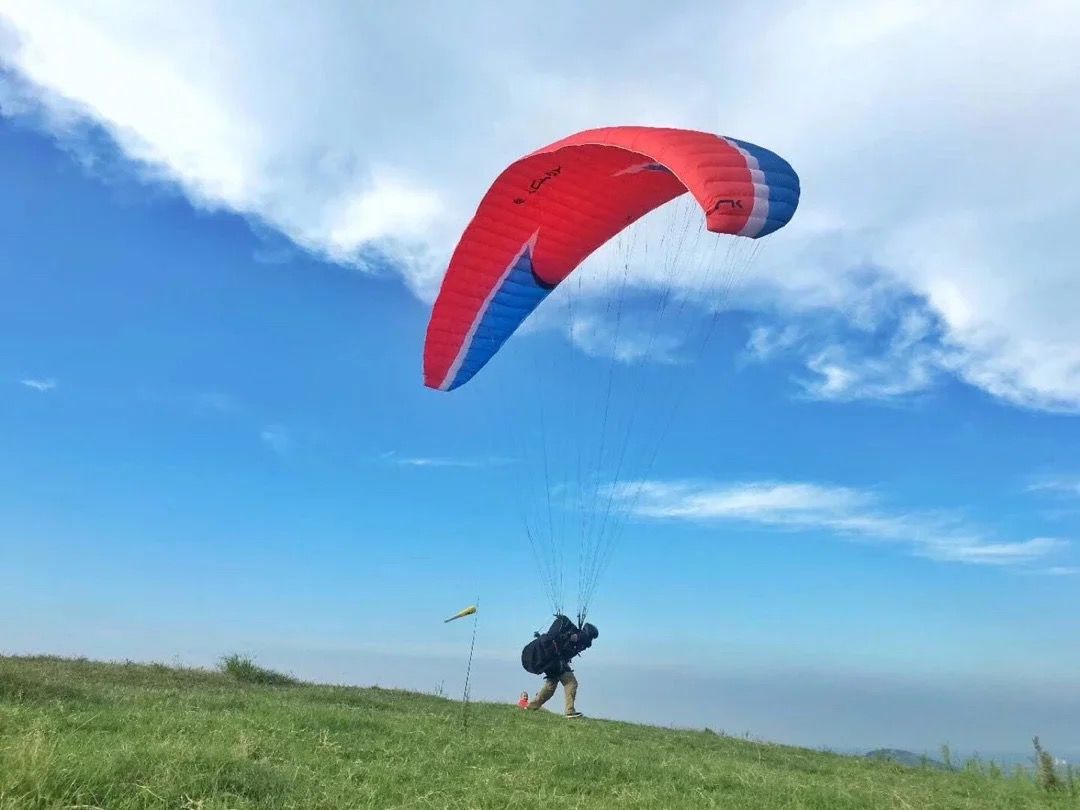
left=460, top=599, right=479, bottom=729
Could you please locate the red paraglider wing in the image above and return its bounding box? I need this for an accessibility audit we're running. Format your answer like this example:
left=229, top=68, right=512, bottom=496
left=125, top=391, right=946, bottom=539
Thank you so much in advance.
left=423, top=126, right=799, bottom=391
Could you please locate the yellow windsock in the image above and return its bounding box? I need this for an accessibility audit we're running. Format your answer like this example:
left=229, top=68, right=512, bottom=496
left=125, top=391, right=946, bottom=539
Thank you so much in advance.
left=444, top=605, right=477, bottom=623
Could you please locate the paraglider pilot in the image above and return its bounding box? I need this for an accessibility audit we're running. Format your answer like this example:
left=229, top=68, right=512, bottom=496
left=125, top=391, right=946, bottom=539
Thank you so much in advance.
left=521, top=615, right=598, bottom=718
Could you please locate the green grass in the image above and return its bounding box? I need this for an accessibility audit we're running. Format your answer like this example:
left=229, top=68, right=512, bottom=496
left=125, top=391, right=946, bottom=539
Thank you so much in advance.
left=218, top=654, right=299, bottom=687
left=1, top=655, right=1075, bottom=809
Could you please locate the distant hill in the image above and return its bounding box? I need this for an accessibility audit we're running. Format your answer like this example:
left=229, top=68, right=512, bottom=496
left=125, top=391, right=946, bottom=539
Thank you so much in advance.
left=865, top=748, right=954, bottom=770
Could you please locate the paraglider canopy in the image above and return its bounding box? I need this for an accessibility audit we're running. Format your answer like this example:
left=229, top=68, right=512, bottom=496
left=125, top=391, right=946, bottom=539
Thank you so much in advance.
left=423, top=126, right=799, bottom=392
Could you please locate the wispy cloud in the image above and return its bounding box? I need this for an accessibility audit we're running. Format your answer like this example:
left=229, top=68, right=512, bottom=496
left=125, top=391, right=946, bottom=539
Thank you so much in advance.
left=568, top=315, right=685, bottom=366
left=744, top=325, right=803, bottom=364
left=1027, top=477, right=1080, bottom=499
left=192, top=391, right=237, bottom=415
left=19, top=377, right=57, bottom=392
left=1037, top=566, right=1079, bottom=577
left=744, top=300, right=945, bottom=404
left=800, top=345, right=938, bottom=403
left=607, top=479, right=1069, bottom=568
left=380, top=451, right=511, bottom=469
left=260, top=424, right=291, bottom=454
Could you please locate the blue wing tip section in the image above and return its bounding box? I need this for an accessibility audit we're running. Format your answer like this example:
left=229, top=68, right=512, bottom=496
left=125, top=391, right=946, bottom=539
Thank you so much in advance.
left=447, top=246, right=554, bottom=390
left=725, top=136, right=800, bottom=236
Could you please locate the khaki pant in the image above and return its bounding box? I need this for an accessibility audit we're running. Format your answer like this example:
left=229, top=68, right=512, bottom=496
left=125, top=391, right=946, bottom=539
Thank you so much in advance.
left=527, top=670, right=578, bottom=714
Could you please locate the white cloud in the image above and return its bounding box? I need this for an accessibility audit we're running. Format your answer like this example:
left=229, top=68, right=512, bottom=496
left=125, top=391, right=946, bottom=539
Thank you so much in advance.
left=2, top=1, right=1080, bottom=408
left=19, top=377, right=56, bottom=392
left=745, top=298, right=946, bottom=403
left=568, top=314, right=685, bottom=366
left=259, top=424, right=291, bottom=454
left=1036, top=566, right=1078, bottom=577
left=609, top=479, right=1070, bottom=568
left=192, top=391, right=237, bottom=415
left=380, top=451, right=510, bottom=469
left=1027, top=477, right=1080, bottom=499
left=745, top=325, right=803, bottom=364
left=800, top=344, right=938, bottom=403
left=0, top=2, right=450, bottom=296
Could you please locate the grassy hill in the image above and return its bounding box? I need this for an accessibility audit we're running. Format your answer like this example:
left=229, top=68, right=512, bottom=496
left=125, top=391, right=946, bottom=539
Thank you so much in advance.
left=1, top=655, right=1074, bottom=809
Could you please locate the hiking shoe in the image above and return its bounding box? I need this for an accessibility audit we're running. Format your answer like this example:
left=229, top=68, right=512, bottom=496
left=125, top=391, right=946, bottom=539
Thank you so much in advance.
left=565, top=711, right=584, bottom=719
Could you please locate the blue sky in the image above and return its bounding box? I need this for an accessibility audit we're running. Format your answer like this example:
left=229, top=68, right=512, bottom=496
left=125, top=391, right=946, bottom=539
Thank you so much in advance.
left=2, top=1, right=1080, bottom=760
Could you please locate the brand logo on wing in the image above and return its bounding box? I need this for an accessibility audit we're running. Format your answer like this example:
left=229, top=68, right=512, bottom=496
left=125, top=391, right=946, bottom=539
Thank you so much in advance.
left=513, top=167, right=562, bottom=204
left=710, top=198, right=744, bottom=212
